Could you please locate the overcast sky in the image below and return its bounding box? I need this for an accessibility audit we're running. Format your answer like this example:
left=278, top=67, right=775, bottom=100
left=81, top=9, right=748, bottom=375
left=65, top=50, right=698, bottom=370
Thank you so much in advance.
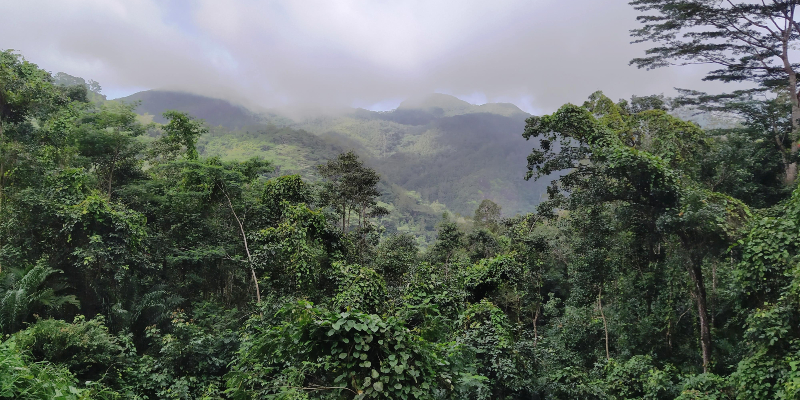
left=1, top=0, right=734, bottom=114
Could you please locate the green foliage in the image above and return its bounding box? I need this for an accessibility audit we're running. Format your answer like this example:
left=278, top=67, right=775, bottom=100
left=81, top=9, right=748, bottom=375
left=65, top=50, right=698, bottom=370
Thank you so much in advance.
left=374, top=233, right=418, bottom=288
left=0, top=260, right=78, bottom=334
left=473, top=199, right=501, bottom=234
left=227, top=300, right=452, bottom=399
left=331, top=263, right=388, bottom=314
left=523, top=91, right=753, bottom=373
left=676, top=373, right=733, bottom=400
left=13, top=315, right=122, bottom=382
left=0, top=50, right=64, bottom=126
left=630, top=0, right=800, bottom=190
left=700, top=121, right=789, bottom=208
left=456, top=300, right=532, bottom=398
left=150, top=110, right=208, bottom=162
left=729, top=186, right=800, bottom=400
left=602, top=356, right=680, bottom=399
left=317, top=150, right=386, bottom=234
left=428, top=217, right=466, bottom=269
left=74, top=101, right=147, bottom=197
left=253, top=202, right=339, bottom=298
left=465, top=229, right=500, bottom=263
left=463, top=255, right=521, bottom=303
left=737, top=188, right=800, bottom=300
left=0, top=339, right=118, bottom=399
left=120, top=304, right=241, bottom=399
left=260, top=175, right=313, bottom=223
left=402, top=262, right=467, bottom=323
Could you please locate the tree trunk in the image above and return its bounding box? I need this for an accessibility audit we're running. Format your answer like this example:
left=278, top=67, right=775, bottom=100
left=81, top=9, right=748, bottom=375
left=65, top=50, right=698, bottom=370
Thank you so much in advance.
left=0, top=117, right=4, bottom=213
left=688, top=260, right=712, bottom=373
left=222, top=188, right=261, bottom=304
left=598, top=287, right=610, bottom=361
left=107, top=147, right=120, bottom=198
left=0, top=118, right=4, bottom=274
left=782, top=56, right=799, bottom=183
left=532, top=305, right=540, bottom=347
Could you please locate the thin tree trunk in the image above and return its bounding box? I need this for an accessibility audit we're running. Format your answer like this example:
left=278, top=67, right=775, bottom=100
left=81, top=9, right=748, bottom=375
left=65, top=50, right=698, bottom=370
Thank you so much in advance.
left=598, top=287, right=610, bottom=361
left=688, top=261, right=712, bottom=373
left=222, top=188, right=261, bottom=304
left=667, top=320, right=672, bottom=352
left=781, top=54, right=799, bottom=183
left=342, top=206, right=350, bottom=233
left=712, top=261, right=717, bottom=327
left=533, top=305, right=540, bottom=347
left=0, top=118, right=5, bottom=275
left=107, top=147, right=120, bottom=198
left=0, top=118, right=4, bottom=215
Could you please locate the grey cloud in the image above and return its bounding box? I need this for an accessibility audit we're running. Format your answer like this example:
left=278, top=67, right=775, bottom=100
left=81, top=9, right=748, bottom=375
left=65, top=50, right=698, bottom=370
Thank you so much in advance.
left=1, top=0, right=735, bottom=114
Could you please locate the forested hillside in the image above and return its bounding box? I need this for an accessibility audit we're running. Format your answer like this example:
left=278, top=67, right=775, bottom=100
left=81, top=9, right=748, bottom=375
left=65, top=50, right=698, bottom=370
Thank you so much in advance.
left=292, top=95, right=544, bottom=217
left=3, top=1, right=800, bottom=399
left=119, top=90, right=547, bottom=217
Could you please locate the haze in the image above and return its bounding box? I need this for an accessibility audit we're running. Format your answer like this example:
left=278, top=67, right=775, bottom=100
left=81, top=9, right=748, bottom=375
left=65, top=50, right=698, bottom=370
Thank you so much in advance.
left=1, top=0, right=732, bottom=114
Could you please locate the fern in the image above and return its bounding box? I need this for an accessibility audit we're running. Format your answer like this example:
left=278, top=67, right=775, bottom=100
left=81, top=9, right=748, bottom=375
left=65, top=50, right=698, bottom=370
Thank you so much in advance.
left=109, top=285, right=183, bottom=331
left=0, top=260, right=79, bottom=334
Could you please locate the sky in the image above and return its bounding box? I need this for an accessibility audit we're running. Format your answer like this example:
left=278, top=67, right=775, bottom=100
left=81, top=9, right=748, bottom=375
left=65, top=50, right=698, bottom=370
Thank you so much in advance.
left=1, top=0, right=734, bottom=114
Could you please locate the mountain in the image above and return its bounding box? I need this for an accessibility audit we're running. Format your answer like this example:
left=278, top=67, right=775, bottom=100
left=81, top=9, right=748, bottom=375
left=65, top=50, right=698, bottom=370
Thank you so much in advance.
left=121, top=90, right=549, bottom=228
left=116, top=90, right=264, bottom=129
left=397, top=93, right=528, bottom=118
left=289, top=94, right=546, bottom=216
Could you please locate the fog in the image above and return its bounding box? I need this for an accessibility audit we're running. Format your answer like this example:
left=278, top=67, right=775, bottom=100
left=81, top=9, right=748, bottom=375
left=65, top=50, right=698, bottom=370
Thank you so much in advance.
left=1, top=0, right=735, bottom=114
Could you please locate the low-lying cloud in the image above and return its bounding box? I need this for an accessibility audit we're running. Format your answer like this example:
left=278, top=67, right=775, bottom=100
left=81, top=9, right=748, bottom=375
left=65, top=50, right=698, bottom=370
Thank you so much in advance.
left=1, top=0, right=734, bottom=114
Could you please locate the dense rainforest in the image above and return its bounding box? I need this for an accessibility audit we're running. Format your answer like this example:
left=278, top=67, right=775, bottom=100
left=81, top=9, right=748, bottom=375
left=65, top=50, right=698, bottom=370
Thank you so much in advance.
left=4, top=1, right=800, bottom=399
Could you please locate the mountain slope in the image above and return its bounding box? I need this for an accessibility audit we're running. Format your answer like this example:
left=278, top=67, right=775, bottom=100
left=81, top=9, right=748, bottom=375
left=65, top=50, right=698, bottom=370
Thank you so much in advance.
left=123, top=91, right=548, bottom=218
left=397, top=93, right=529, bottom=118
left=290, top=95, right=546, bottom=215
left=117, top=90, right=263, bottom=129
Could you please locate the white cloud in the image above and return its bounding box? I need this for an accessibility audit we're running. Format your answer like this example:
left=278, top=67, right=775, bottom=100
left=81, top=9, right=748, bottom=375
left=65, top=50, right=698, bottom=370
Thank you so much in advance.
left=1, top=0, right=736, bottom=113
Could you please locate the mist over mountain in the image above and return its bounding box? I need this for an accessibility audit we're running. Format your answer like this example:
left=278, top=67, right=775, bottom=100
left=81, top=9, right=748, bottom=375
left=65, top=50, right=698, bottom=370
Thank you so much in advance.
left=119, top=90, right=546, bottom=220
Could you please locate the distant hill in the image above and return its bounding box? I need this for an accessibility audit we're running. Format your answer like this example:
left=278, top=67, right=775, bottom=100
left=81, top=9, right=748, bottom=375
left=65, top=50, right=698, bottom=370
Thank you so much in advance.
left=288, top=94, right=547, bottom=216
left=397, top=93, right=528, bottom=118
left=116, top=90, right=263, bottom=129
left=121, top=90, right=549, bottom=223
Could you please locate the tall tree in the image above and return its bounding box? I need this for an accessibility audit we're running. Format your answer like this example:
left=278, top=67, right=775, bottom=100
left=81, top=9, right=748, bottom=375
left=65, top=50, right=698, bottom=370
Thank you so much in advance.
left=474, top=199, right=502, bottom=233
left=523, top=91, right=748, bottom=372
left=0, top=50, right=66, bottom=212
left=317, top=151, right=386, bottom=233
left=75, top=102, right=147, bottom=198
left=630, top=0, right=800, bottom=183
left=148, top=110, right=207, bottom=162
